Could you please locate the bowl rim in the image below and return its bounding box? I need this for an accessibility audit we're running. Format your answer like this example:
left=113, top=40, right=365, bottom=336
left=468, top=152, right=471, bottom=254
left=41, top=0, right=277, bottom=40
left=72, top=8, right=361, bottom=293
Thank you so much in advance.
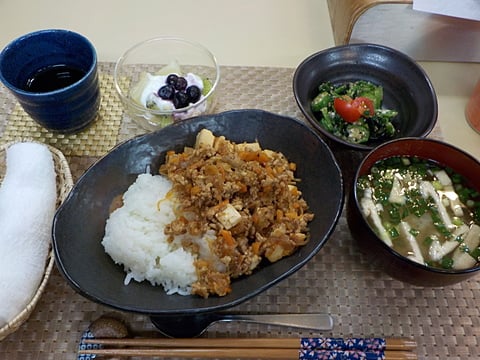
left=352, top=136, right=480, bottom=275
left=293, top=43, right=438, bottom=151
left=113, top=36, right=221, bottom=115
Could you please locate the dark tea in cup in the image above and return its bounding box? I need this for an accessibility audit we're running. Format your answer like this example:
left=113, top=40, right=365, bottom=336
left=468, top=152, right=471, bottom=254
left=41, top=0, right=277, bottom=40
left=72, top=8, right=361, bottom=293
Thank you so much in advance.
left=23, top=64, right=87, bottom=93
left=0, top=29, right=100, bottom=133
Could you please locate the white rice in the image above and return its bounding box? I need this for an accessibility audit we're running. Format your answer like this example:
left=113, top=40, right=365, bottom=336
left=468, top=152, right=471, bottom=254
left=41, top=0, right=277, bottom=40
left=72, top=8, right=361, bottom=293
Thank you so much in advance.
left=101, top=173, right=198, bottom=295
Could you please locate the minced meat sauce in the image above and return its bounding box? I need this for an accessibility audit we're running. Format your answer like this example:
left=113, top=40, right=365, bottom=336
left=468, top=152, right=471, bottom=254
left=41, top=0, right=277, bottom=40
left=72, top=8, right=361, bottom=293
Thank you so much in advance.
left=159, top=129, right=314, bottom=298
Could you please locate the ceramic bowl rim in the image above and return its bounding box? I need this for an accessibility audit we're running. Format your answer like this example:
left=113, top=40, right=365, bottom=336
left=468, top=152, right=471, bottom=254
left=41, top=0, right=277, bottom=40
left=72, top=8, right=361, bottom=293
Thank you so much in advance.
left=52, top=109, right=345, bottom=315
left=293, top=43, right=438, bottom=151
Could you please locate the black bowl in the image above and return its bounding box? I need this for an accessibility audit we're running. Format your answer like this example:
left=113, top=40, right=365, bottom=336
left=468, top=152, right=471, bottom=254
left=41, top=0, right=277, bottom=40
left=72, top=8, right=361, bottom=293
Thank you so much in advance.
left=347, top=138, right=480, bottom=286
left=53, top=109, right=344, bottom=331
left=293, top=43, right=438, bottom=151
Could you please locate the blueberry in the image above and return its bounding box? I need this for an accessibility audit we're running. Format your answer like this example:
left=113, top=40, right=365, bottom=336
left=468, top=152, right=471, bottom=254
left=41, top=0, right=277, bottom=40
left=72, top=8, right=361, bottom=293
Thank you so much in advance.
left=157, top=85, right=175, bottom=100
left=175, top=77, right=188, bottom=91
left=186, top=85, right=201, bottom=103
left=173, top=91, right=190, bottom=109
left=166, top=74, right=178, bottom=87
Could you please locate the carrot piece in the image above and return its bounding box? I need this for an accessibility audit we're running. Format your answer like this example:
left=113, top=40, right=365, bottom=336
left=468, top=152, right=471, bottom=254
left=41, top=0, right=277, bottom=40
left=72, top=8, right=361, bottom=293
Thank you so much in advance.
left=190, top=185, right=201, bottom=195
left=238, top=182, right=248, bottom=193
left=219, top=229, right=236, bottom=246
left=211, top=199, right=229, bottom=214
left=251, top=241, right=261, bottom=255
left=265, top=165, right=274, bottom=176
left=204, top=164, right=219, bottom=176
left=239, top=151, right=258, bottom=162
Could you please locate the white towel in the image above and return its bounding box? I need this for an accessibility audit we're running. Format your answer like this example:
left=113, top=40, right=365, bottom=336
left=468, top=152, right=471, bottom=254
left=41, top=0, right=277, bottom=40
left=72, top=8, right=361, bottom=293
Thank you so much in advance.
left=0, top=143, right=57, bottom=328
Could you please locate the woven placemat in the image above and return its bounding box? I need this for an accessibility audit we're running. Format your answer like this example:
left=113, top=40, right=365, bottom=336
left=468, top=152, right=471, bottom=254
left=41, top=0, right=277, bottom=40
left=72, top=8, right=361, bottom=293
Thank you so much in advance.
left=0, top=63, right=477, bottom=360
left=0, top=64, right=123, bottom=157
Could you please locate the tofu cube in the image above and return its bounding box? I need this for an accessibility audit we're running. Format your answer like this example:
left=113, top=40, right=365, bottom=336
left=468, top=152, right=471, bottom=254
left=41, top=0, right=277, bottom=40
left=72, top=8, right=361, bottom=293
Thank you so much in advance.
left=195, top=129, right=215, bottom=148
left=215, top=203, right=242, bottom=229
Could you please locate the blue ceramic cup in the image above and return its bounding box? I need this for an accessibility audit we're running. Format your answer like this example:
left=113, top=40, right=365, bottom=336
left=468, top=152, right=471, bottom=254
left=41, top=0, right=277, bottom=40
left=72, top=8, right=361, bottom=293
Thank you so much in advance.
left=0, top=29, right=100, bottom=133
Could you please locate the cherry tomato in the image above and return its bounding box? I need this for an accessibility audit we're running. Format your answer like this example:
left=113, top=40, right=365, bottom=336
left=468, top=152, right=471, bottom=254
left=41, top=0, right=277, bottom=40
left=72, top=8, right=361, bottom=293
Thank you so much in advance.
left=333, top=96, right=375, bottom=123
left=352, top=97, right=375, bottom=117
left=333, top=97, right=361, bottom=123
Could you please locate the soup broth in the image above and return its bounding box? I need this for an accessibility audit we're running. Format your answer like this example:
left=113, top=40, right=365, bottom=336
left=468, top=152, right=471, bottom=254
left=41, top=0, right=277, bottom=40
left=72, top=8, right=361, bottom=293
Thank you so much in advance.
left=357, top=156, right=480, bottom=270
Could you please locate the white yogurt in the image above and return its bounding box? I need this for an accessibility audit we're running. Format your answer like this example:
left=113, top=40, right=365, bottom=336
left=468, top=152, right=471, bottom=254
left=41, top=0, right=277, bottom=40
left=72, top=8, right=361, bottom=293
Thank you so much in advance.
left=139, top=72, right=205, bottom=112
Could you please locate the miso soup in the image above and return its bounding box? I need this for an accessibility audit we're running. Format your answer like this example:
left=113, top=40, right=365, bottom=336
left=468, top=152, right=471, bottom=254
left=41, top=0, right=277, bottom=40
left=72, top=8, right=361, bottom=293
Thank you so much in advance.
left=356, top=156, right=480, bottom=270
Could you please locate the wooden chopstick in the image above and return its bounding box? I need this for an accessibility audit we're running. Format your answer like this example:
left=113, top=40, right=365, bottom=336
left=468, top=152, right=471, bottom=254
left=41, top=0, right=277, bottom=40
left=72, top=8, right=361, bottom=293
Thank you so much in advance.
left=83, top=337, right=417, bottom=351
left=78, top=347, right=418, bottom=359
left=80, top=337, right=418, bottom=359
